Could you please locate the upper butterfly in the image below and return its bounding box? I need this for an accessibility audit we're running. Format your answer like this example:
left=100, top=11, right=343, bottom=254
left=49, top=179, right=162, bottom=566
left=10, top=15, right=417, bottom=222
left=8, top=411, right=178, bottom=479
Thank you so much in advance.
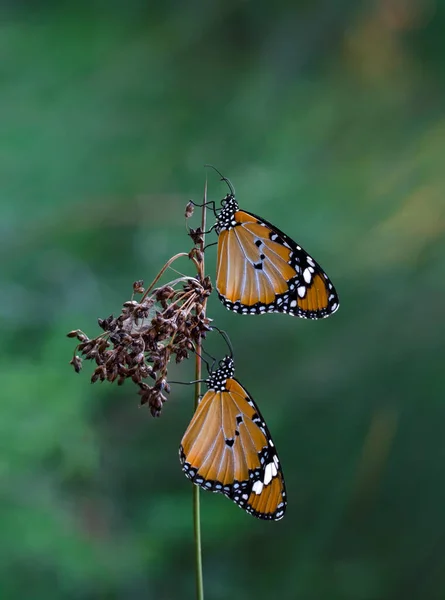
left=214, top=190, right=339, bottom=319
left=179, top=356, right=286, bottom=521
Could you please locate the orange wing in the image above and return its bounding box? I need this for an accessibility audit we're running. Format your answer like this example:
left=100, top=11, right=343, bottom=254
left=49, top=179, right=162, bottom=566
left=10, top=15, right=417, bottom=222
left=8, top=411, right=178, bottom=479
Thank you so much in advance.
left=216, top=206, right=339, bottom=319
left=179, top=378, right=286, bottom=520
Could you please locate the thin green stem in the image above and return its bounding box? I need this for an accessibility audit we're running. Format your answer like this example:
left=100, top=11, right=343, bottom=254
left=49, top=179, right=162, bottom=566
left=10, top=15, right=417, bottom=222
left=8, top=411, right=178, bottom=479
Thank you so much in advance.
left=193, top=412, right=204, bottom=600
left=193, top=177, right=207, bottom=600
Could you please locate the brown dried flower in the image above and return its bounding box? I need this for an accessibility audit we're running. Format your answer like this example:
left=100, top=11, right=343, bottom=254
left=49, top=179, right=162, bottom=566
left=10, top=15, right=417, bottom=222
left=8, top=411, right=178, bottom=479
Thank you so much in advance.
left=68, top=195, right=213, bottom=418
left=132, top=279, right=145, bottom=295
left=68, top=274, right=211, bottom=417
left=188, top=227, right=204, bottom=246
left=185, top=201, right=195, bottom=219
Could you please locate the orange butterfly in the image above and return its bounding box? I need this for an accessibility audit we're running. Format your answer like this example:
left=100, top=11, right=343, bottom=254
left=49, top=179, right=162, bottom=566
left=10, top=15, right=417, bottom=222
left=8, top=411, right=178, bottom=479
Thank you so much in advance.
left=179, top=356, right=286, bottom=520
left=211, top=173, right=339, bottom=319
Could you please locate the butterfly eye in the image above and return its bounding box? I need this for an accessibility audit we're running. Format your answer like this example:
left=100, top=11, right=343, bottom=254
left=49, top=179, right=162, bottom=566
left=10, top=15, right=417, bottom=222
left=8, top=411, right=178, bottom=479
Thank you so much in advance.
left=220, top=198, right=227, bottom=207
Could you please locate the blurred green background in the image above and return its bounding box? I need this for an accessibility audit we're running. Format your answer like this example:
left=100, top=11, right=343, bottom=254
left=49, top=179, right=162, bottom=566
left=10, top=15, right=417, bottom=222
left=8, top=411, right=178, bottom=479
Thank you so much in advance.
left=2, top=1, right=445, bottom=598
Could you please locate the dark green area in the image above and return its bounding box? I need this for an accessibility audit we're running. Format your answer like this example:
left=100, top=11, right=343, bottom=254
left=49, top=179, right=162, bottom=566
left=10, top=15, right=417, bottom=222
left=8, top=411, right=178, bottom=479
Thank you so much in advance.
left=2, top=1, right=445, bottom=598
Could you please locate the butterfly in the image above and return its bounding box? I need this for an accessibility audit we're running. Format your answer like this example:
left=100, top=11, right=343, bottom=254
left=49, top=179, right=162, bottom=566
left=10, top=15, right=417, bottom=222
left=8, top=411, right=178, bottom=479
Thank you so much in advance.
left=179, top=356, right=286, bottom=520
left=211, top=174, right=339, bottom=319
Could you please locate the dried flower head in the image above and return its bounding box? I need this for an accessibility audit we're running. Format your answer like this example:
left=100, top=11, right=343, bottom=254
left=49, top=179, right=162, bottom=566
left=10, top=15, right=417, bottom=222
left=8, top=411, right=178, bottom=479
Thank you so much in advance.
left=68, top=191, right=213, bottom=419
left=68, top=271, right=212, bottom=417
left=185, top=201, right=195, bottom=219
left=188, top=227, right=204, bottom=246
left=132, top=279, right=145, bottom=295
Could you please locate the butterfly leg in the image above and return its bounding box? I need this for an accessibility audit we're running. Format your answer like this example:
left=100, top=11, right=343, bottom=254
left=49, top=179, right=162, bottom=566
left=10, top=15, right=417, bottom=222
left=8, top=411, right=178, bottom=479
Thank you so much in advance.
left=203, top=241, right=218, bottom=251
left=190, top=199, right=219, bottom=220
left=190, top=199, right=216, bottom=211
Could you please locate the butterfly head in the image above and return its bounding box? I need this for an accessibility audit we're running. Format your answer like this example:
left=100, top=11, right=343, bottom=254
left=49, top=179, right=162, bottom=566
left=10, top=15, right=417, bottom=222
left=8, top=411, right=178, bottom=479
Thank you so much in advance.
left=206, top=355, right=235, bottom=391
left=215, top=194, right=240, bottom=234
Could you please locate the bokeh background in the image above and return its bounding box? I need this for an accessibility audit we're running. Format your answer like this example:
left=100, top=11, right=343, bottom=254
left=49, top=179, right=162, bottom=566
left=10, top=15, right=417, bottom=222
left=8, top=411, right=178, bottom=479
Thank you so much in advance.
left=2, top=1, right=445, bottom=598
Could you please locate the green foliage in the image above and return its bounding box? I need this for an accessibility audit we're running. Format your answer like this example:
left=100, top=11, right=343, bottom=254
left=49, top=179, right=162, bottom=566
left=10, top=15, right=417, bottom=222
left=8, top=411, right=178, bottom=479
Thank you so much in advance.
left=2, top=1, right=445, bottom=598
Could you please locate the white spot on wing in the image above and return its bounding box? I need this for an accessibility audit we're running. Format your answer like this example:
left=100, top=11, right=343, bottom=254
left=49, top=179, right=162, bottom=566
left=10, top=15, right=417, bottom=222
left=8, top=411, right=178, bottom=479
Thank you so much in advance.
left=264, top=462, right=278, bottom=485
left=252, top=480, right=263, bottom=495
left=264, top=463, right=273, bottom=485
left=298, top=286, right=306, bottom=297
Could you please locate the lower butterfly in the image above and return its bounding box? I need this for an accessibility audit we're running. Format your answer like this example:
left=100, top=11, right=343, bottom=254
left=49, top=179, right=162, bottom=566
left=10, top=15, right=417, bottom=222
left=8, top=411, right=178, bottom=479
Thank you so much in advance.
left=179, top=356, right=286, bottom=520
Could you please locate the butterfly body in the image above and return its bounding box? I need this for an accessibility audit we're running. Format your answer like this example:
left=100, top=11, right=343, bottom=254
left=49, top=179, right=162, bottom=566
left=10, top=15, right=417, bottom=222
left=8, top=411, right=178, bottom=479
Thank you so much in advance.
left=179, top=357, right=286, bottom=520
left=215, top=193, right=339, bottom=319
left=214, top=195, right=241, bottom=234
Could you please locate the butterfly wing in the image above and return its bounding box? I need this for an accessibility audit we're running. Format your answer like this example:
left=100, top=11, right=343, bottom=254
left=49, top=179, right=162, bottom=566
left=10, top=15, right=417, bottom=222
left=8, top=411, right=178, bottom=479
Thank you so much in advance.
left=216, top=209, right=339, bottom=319
left=179, top=378, right=286, bottom=520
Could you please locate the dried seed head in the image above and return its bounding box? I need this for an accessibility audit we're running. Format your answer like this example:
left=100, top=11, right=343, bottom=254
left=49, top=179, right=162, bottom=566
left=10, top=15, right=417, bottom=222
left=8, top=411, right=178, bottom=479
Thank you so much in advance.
left=91, top=365, right=106, bottom=383
left=202, top=276, right=213, bottom=295
left=68, top=264, right=211, bottom=417
left=189, top=247, right=204, bottom=264
left=70, top=355, right=83, bottom=373
left=97, top=338, right=110, bottom=353
left=188, top=227, right=203, bottom=246
left=133, top=280, right=145, bottom=294
left=134, top=352, right=145, bottom=364
left=67, top=329, right=89, bottom=342
left=185, top=201, right=194, bottom=219
left=98, top=315, right=115, bottom=332
left=123, top=300, right=138, bottom=309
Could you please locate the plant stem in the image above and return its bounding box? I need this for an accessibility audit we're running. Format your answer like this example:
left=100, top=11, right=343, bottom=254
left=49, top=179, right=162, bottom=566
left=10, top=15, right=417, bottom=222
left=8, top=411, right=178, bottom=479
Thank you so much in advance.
left=192, top=431, right=204, bottom=600
left=193, top=178, right=208, bottom=600
left=141, top=252, right=189, bottom=301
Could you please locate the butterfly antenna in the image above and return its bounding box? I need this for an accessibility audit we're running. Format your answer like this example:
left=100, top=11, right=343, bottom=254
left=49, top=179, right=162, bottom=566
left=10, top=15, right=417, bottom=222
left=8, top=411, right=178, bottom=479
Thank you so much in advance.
left=200, top=345, right=217, bottom=374
left=169, top=378, right=207, bottom=385
left=210, top=326, right=234, bottom=360
left=192, top=346, right=212, bottom=374
left=204, top=164, right=235, bottom=196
